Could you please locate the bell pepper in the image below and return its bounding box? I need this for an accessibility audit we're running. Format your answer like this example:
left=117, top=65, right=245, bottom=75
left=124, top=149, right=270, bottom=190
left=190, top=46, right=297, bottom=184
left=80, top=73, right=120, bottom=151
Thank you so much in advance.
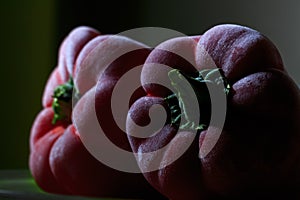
left=126, top=24, right=300, bottom=199
left=29, top=26, right=166, bottom=199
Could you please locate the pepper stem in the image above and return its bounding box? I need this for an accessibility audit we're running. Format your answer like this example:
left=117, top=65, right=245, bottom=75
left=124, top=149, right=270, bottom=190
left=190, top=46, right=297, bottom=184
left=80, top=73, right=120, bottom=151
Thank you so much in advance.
left=164, top=68, right=230, bottom=132
left=52, top=77, right=74, bottom=124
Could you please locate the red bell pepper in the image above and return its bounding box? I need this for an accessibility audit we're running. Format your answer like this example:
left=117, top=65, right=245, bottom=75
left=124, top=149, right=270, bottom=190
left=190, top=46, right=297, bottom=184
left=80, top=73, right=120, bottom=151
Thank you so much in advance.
left=126, top=24, right=300, bottom=199
left=29, top=26, right=166, bottom=199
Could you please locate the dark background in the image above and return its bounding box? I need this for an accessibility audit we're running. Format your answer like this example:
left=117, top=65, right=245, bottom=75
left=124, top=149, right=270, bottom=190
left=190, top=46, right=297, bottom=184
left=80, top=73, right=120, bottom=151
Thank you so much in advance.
left=0, top=0, right=299, bottom=169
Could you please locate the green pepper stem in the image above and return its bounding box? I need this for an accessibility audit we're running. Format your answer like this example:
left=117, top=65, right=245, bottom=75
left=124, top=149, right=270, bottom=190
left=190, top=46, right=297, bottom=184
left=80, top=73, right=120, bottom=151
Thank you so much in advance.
left=164, top=68, right=230, bottom=132
left=52, top=77, right=74, bottom=124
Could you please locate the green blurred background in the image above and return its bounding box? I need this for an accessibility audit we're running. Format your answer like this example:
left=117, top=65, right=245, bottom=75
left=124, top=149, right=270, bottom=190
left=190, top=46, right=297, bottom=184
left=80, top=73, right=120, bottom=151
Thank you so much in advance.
left=0, top=0, right=299, bottom=169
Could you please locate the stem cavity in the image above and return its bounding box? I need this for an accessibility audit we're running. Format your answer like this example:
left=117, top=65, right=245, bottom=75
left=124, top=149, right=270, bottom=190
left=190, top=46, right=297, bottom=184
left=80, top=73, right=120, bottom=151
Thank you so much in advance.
left=52, top=77, right=74, bottom=124
left=165, top=68, right=230, bottom=132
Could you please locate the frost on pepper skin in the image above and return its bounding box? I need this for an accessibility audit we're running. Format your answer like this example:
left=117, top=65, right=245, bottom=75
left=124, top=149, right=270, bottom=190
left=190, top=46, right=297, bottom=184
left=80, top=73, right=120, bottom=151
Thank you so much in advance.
left=126, top=24, right=300, bottom=200
left=29, top=26, right=167, bottom=199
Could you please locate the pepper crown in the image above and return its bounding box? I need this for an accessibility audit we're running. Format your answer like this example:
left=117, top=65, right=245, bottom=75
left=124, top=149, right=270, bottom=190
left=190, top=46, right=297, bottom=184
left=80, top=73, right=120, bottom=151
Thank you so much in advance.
left=165, top=68, right=230, bottom=132
left=52, top=77, right=74, bottom=124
